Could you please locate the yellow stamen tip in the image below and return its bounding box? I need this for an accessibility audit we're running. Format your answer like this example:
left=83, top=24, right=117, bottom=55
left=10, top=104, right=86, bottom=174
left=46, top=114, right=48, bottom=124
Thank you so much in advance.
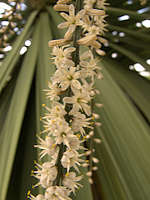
left=42, top=104, right=46, bottom=107
left=76, top=134, right=81, bottom=138
left=65, top=172, right=69, bottom=176
left=52, top=144, right=56, bottom=148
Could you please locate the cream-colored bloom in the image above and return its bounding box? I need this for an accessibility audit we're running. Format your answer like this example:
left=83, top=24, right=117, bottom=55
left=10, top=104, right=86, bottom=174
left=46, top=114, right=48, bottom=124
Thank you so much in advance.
left=84, top=0, right=96, bottom=9
left=52, top=67, right=81, bottom=91
left=61, top=149, right=83, bottom=172
left=33, top=162, right=57, bottom=188
left=45, top=186, right=71, bottom=200
left=80, top=51, right=100, bottom=82
left=58, top=4, right=85, bottom=39
left=35, top=136, right=59, bottom=159
left=64, top=134, right=84, bottom=150
left=44, top=82, right=61, bottom=101
left=96, top=0, right=109, bottom=9
left=71, top=112, right=93, bottom=135
left=63, top=88, right=91, bottom=116
left=52, top=45, right=75, bottom=68
left=63, top=172, right=83, bottom=193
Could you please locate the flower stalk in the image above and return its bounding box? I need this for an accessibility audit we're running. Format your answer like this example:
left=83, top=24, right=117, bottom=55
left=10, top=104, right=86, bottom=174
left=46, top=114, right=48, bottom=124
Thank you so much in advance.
left=28, top=0, right=108, bottom=199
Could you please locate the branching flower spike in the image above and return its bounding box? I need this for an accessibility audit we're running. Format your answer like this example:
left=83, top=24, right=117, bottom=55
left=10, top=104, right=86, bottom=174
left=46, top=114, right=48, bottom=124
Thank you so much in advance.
left=30, top=0, right=107, bottom=199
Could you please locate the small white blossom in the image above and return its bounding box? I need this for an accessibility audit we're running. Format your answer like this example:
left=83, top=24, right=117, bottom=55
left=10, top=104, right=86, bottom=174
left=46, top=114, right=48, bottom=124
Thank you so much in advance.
left=61, top=149, right=83, bottom=172
left=35, top=136, right=59, bottom=159
left=51, top=45, right=75, bottom=68
left=71, top=112, right=93, bottom=135
left=45, top=186, right=71, bottom=200
left=58, top=4, right=85, bottom=40
left=63, top=88, right=91, bottom=116
left=44, top=82, right=61, bottom=101
left=52, top=67, right=81, bottom=91
left=63, top=172, right=83, bottom=193
left=33, top=162, right=57, bottom=188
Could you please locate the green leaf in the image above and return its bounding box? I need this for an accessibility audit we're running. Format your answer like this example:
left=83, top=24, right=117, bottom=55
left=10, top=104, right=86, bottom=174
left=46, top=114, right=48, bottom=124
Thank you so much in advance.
left=106, top=7, right=150, bottom=20
left=108, top=25, right=150, bottom=43
left=0, top=19, right=40, bottom=200
left=0, top=10, right=38, bottom=93
left=109, top=42, right=150, bottom=71
left=93, top=64, right=150, bottom=200
left=102, top=58, right=150, bottom=122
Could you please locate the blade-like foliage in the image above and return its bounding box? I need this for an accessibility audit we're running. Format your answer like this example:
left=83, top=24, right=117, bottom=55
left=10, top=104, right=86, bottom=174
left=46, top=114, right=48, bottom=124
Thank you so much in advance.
left=0, top=19, right=40, bottom=200
left=0, top=11, right=38, bottom=93
left=102, top=58, right=150, bottom=122
left=93, top=64, right=150, bottom=200
left=0, top=0, right=150, bottom=199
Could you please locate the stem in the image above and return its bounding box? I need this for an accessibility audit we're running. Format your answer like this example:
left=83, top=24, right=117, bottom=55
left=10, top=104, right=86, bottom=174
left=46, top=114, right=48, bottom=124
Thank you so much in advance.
left=54, top=0, right=83, bottom=186
left=72, top=0, right=83, bottom=66
left=54, top=144, right=65, bottom=185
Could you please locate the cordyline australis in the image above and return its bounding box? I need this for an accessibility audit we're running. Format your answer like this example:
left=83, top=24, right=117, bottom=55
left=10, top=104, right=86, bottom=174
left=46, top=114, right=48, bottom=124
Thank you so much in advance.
left=27, top=0, right=107, bottom=199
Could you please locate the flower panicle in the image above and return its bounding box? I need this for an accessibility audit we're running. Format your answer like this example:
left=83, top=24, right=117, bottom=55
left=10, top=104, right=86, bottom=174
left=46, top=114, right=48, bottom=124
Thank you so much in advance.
left=30, top=0, right=108, bottom=199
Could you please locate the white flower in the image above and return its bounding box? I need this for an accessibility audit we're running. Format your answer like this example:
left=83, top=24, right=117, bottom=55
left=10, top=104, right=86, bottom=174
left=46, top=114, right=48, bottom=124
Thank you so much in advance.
left=71, top=112, right=93, bottom=135
left=53, top=122, right=73, bottom=145
left=52, top=67, right=81, bottom=91
left=58, top=4, right=85, bottom=39
left=63, top=134, right=84, bottom=150
left=45, top=186, right=71, bottom=200
left=63, top=172, right=83, bottom=193
left=96, top=0, right=109, bottom=9
left=63, top=88, right=91, bottom=116
left=35, top=136, right=59, bottom=159
left=61, top=149, right=83, bottom=172
left=44, top=102, right=66, bottom=119
left=44, top=82, right=61, bottom=101
left=94, top=15, right=107, bottom=35
left=51, top=45, right=75, bottom=68
left=33, top=162, right=57, bottom=188
left=84, top=0, right=96, bottom=9
left=80, top=51, right=100, bottom=82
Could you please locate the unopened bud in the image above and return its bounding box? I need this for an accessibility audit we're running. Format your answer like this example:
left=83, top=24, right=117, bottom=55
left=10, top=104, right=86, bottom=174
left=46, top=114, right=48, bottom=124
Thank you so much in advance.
left=94, top=138, right=101, bottom=144
left=86, top=171, right=92, bottom=177
left=95, top=103, right=103, bottom=108
left=92, top=166, right=98, bottom=171
left=89, top=131, right=94, bottom=137
left=93, top=113, right=100, bottom=119
left=92, top=157, right=99, bottom=163
left=85, top=150, right=92, bottom=156
left=88, top=178, right=93, bottom=184
left=82, top=163, right=89, bottom=167
left=95, top=122, right=102, bottom=127
left=96, top=49, right=106, bottom=56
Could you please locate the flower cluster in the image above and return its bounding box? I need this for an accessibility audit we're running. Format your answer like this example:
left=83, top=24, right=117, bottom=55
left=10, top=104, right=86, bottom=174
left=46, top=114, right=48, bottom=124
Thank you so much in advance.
left=29, top=0, right=107, bottom=199
left=0, top=0, right=23, bottom=52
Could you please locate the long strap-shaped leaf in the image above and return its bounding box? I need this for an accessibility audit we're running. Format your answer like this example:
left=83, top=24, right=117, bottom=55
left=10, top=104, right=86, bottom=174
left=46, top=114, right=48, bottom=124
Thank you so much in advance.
left=0, top=19, right=40, bottom=200
left=0, top=10, right=38, bottom=94
left=109, top=42, right=150, bottom=71
left=102, top=58, right=150, bottom=122
left=36, top=12, right=55, bottom=133
left=94, top=64, right=150, bottom=200
left=106, top=7, right=150, bottom=20
left=35, top=12, right=55, bottom=195
left=108, top=25, right=150, bottom=43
